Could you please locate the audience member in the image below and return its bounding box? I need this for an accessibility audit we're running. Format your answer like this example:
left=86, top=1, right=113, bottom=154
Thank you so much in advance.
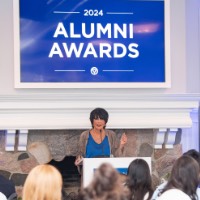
left=152, top=149, right=200, bottom=200
left=23, top=164, right=63, bottom=200
left=125, top=159, right=153, bottom=200
left=78, top=163, right=127, bottom=200
left=157, top=155, right=199, bottom=200
left=0, top=174, right=16, bottom=199
left=183, top=149, right=200, bottom=165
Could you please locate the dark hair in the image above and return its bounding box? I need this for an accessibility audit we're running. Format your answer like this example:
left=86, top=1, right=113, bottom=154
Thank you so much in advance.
left=90, top=108, right=109, bottom=127
left=183, top=149, right=200, bottom=166
left=78, top=163, right=126, bottom=200
left=126, top=159, right=153, bottom=200
left=162, top=155, right=199, bottom=200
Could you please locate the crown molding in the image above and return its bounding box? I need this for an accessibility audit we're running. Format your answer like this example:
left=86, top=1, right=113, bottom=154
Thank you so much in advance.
left=1, top=93, right=199, bottom=151
left=0, top=93, right=199, bottom=129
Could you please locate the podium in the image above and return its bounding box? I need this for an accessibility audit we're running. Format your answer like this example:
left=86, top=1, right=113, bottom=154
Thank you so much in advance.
left=83, top=157, right=151, bottom=187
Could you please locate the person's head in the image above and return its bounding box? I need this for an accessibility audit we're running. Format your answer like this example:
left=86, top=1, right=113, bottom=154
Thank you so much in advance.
left=126, top=159, right=153, bottom=200
left=92, top=163, right=121, bottom=192
left=183, top=149, right=200, bottom=166
left=79, top=163, right=125, bottom=200
left=90, top=108, right=109, bottom=129
left=23, top=164, right=63, bottom=200
left=163, top=155, right=199, bottom=200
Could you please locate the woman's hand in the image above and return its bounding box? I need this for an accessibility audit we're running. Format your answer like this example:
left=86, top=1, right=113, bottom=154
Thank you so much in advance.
left=120, top=133, right=127, bottom=148
left=74, top=155, right=83, bottom=166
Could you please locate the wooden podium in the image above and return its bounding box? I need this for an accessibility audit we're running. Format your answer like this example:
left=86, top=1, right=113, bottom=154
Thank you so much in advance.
left=83, top=157, right=151, bottom=187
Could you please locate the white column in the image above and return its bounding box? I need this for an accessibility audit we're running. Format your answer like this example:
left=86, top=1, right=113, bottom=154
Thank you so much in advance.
left=154, top=128, right=167, bottom=149
left=181, top=111, right=199, bottom=153
left=5, top=129, right=16, bottom=151
left=164, top=128, right=178, bottom=149
left=18, top=129, right=28, bottom=151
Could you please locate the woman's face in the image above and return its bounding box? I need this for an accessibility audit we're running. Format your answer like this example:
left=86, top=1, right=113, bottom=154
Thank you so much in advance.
left=93, top=118, right=106, bottom=130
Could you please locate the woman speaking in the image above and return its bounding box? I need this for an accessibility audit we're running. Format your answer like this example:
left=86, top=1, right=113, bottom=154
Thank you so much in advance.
left=75, top=107, right=127, bottom=166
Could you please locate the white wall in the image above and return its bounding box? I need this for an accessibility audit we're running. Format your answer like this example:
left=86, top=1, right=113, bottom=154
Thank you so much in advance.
left=0, top=0, right=199, bottom=95
left=185, top=0, right=200, bottom=92
left=0, top=0, right=199, bottom=152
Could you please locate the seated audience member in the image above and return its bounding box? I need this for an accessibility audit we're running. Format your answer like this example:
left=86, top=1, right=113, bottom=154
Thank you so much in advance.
left=78, top=163, right=127, bottom=200
left=0, top=192, right=7, bottom=200
left=152, top=149, right=200, bottom=200
left=0, top=174, right=16, bottom=199
left=125, top=159, right=153, bottom=200
left=157, top=155, right=199, bottom=200
left=23, top=164, right=63, bottom=200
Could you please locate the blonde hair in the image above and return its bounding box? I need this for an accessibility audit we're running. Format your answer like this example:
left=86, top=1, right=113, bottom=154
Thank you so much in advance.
left=23, top=164, right=62, bottom=200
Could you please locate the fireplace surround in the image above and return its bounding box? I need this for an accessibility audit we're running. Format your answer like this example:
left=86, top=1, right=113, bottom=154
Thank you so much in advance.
left=0, top=128, right=184, bottom=198
left=0, top=92, right=199, bottom=198
left=0, top=93, right=199, bottom=152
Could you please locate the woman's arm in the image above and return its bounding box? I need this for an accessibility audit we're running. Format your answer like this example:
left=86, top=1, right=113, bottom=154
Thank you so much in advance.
left=108, top=130, right=127, bottom=157
left=74, top=130, right=90, bottom=166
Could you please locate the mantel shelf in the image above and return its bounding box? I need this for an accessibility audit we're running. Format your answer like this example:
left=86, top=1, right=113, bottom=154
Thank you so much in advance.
left=0, top=94, right=199, bottom=129
left=1, top=94, right=199, bottom=151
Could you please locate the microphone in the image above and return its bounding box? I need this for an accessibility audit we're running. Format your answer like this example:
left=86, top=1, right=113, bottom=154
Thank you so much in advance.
left=93, top=129, right=109, bottom=158
left=100, top=129, right=104, bottom=156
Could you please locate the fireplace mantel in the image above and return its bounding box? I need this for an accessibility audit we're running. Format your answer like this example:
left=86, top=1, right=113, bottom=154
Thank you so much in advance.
left=0, top=93, right=199, bottom=129
left=0, top=93, right=199, bottom=151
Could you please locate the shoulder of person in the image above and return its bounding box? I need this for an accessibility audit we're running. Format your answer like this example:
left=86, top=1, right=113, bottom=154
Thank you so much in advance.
left=105, top=129, right=116, bottom=135
left=152, top=181, right=168, bottom=200
left=79, top=130, right=90, bottom=143
left=144, top=192, right=149, bottom=200
left=157, top=189, right=191, bottom=200
left=0, top=192, right=7, bottom=200
left=80, top=130, right=90, bottom=137
left=196, top=187, right=200, bottom=199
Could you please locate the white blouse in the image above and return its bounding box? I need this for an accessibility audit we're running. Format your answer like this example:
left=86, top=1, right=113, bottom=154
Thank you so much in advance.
left=157, top=189, right=191, bottom=200
left=0, top=192, right=7, bottom=200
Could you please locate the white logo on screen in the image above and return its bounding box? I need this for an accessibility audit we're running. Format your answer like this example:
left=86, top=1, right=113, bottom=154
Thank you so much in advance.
left=91, top=67, right=98, bottom=75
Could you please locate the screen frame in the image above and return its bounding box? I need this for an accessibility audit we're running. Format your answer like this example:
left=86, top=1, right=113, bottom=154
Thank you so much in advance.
left=13, top=0, right=171, bottom=88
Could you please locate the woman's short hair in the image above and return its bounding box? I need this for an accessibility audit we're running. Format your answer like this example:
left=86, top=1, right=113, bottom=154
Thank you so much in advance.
left=23, top=164, right=62, bottom=200
left=90, top=108, right=109, bottom=126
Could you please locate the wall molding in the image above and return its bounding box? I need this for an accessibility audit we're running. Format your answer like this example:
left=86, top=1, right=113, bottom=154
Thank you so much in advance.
left=0, top=93, right=199, bottom=151
left=0, top=93, right=199, bottom=129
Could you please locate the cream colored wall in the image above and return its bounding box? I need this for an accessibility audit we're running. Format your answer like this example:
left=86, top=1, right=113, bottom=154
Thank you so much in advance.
left=0, top=0, right=199, bottom=95
left=185, top=0, right=200, bottom=92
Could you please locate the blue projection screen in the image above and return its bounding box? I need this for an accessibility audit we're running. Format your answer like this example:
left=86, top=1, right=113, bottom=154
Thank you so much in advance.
left=14, top=0, right=171, bottom=88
